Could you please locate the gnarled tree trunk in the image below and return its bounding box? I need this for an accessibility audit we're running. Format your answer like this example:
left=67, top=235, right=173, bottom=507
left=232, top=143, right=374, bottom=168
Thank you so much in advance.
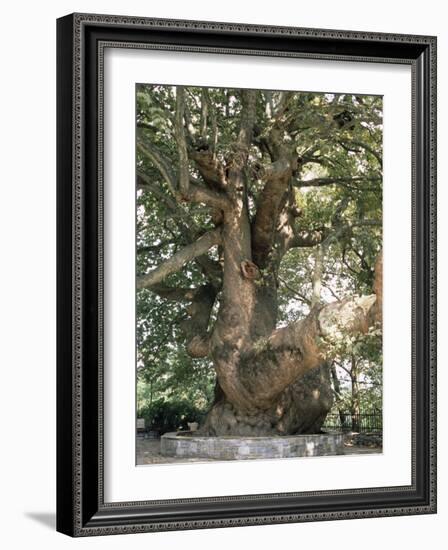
left=201, top=362, right=333, bottom=436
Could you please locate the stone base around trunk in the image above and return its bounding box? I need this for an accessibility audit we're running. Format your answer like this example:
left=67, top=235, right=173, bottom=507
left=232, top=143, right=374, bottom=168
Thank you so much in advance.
left=160, top=432, right=344, bottom=460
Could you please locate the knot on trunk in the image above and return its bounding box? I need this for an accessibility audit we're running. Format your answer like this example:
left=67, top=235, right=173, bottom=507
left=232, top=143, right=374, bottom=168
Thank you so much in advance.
left=241, top=260, right=261, bottom=280
left=186, top=334, right=211, bottom=358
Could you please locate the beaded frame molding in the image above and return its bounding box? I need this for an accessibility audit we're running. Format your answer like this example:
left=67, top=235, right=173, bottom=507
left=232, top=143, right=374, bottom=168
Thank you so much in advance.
left=56, top=13, right=437, bottom=537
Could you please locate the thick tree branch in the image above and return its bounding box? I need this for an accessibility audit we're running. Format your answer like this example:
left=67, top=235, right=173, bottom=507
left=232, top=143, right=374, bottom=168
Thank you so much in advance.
left=236, top=89, right=257, bottom=149
left=138, top=172, right=224, bottom=286
left=250, top=91, right=303, bottom=267
left=174, top=86, right=190, bottom=195
left=237, top=249, right=382, bottom=405
left=317, top=294, right=377, bottom=341
left=147, top=284, right=199, bottom=302
left=146, top=283, right=218, bottom=358
left=240, top=294, right=377, bottom=405
left=200, top=88, right=209, bottom=139
left=187, top=184, right=230, bottom=211
left=288, top=229, right=326, bottom=249
left=137, top=228, right=222, bottom=289
left=181, top=285, right=217, bottom=358
left=251, top=159, right=294, bottom=266
left=212, top=90, right=260, bottom=381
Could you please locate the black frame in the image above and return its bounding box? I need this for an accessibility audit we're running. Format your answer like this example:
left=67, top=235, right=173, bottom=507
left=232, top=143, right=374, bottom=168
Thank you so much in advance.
left=57, top=13, right=437, bottom=537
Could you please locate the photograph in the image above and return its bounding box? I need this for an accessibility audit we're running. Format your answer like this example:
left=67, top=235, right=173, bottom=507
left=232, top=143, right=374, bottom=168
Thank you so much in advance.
left=135, top=84, right=383, bottom=465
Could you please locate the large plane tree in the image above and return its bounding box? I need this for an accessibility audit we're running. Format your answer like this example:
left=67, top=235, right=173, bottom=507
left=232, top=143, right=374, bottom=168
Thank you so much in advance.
left=136, top=85, right=382, bottom=436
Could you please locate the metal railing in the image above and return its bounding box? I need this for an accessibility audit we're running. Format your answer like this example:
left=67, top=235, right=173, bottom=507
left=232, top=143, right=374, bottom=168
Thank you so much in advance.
left=323, top=412, right=382, bottom=433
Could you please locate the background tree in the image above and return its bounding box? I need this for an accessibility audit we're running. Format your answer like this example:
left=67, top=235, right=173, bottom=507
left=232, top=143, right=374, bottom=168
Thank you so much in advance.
left=136, top=85, right=382, bottom=436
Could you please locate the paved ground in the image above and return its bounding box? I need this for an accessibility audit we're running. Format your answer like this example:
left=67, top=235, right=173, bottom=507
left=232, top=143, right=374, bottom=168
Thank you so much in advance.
left=136, top=437, right=382, bottom=465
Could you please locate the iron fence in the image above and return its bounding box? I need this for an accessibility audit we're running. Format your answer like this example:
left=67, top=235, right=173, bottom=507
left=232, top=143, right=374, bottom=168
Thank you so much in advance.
left=322, top=412, right=382, bottom=433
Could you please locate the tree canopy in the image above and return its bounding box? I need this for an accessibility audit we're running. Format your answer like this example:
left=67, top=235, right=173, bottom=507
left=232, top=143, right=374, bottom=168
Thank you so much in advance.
left=136, top=85, right=382, bottom=435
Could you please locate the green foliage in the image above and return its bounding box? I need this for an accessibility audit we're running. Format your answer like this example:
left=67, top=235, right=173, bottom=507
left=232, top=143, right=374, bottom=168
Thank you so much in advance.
left=138, top=398, right=206, bottom=434
left=331, top=331, right=383, bottom=415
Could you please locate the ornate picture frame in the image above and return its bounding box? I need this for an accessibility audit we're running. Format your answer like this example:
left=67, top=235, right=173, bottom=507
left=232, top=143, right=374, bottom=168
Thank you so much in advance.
left=57, top=13, right=436, bottom=536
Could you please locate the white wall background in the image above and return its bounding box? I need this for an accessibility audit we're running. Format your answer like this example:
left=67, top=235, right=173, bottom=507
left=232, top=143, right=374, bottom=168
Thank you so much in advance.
left=0, top=1, right=445, bottom=548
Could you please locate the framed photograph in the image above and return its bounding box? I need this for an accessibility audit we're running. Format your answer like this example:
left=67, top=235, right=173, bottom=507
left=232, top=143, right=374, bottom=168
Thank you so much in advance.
left=56, top=13, right=437, bottom=536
